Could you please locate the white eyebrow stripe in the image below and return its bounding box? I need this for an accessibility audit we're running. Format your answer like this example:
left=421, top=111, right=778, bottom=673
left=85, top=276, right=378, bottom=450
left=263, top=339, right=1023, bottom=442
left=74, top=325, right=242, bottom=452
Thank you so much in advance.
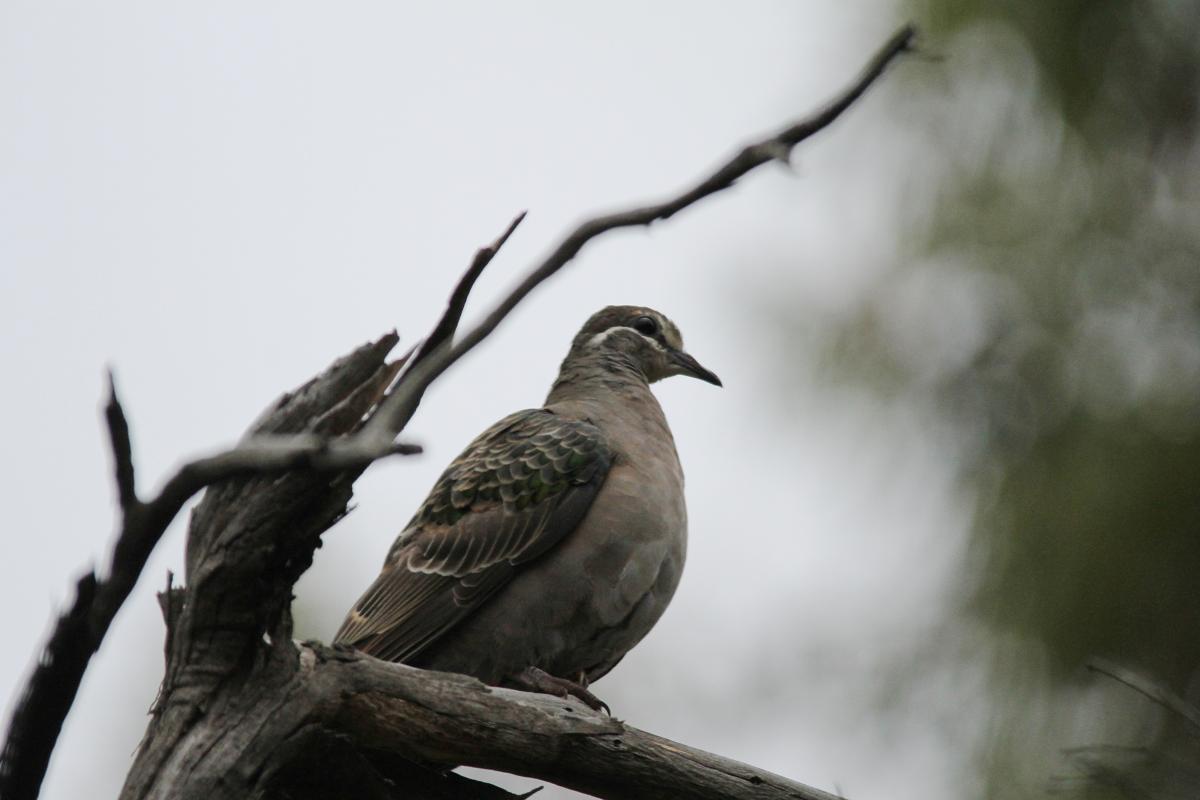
left=586, top=325, right=668, bottom=351
left=586, top=328, right=617, bottom=347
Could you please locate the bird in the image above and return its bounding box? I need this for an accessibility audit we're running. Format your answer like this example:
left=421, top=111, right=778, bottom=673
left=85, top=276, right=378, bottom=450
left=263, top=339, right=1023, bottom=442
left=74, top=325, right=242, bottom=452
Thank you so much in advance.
left=333, top=305, right=720, bottom=711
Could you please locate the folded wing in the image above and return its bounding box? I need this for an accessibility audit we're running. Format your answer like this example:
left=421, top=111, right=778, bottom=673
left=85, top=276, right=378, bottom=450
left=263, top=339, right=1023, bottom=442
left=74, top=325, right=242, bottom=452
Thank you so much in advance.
left=333, top=409, right=611, bottom=663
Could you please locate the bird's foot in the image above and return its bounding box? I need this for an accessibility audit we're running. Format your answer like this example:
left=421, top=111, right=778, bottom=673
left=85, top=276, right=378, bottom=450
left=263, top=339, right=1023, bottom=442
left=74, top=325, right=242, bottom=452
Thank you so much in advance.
left=510, top=666, right=610, bottom=714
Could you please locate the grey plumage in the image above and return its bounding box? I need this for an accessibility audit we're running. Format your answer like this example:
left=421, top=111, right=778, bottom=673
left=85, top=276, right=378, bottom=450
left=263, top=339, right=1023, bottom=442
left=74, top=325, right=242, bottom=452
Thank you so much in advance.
left=334, top=305, right=719, bottom=702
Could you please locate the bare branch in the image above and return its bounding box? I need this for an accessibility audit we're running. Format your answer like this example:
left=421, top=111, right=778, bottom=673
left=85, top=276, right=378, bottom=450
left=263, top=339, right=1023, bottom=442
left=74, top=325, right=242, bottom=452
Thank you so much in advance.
left=0, top=573, right=98, bottom=800
left=322, top=646, right=845, bottom=800
left=0, top=337, right=419, bottom=800
left=176, top=434, right=421, bottom=479
left=105, top=371, right=138, bottom=511
left=413, top=211, right=528, bottom=368
left=1087, top=658, right=1200, bottom=735
left=363, top=24, right=916, bottom=443
left=120, top=642, right=846, bottom=800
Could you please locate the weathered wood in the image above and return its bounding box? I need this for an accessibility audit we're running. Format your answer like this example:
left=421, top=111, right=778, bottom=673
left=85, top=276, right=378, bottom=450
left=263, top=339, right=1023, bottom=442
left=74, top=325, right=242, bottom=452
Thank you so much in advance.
left=126, top=635, right=845, bottom=800
left=123, top=333, right=409, bottom=800
left=323, top=647, right=843, bottom=800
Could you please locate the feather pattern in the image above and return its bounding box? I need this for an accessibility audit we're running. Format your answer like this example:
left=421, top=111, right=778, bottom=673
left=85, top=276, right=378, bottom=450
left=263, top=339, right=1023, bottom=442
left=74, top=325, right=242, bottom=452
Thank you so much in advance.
left=333, top=408, right=611, bottom=663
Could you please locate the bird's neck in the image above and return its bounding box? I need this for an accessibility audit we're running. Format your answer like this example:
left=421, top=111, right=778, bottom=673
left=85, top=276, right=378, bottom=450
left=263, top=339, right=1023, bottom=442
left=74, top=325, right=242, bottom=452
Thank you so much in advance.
left=545, top=351, right=678, bottom=462
left=544, top=350, right=650, bottom=406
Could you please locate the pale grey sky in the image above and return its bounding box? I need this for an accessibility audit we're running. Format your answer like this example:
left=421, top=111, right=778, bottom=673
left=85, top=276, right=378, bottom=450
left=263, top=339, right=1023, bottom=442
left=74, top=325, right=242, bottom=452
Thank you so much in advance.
left=1, top=4, right=994, bottom=798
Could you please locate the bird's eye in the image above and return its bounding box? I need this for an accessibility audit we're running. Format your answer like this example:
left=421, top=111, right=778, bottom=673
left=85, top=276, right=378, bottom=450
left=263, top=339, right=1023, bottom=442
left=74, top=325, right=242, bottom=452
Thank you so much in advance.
left=632, top=316, right=659, bottom=336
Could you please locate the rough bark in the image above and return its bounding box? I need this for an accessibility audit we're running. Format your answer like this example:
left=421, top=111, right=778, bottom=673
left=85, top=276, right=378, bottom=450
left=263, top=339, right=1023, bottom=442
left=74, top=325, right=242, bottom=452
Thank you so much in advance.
left=130, top=638, right=844, bottom=800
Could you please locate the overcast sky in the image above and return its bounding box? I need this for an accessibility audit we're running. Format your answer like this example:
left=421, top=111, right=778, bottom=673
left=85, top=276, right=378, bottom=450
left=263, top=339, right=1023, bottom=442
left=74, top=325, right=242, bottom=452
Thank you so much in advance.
left=0, top=4, right=991, bottom=798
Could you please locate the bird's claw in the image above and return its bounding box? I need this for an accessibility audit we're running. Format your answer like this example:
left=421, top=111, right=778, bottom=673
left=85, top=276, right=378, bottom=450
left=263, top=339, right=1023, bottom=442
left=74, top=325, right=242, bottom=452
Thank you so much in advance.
left=511, top=666, right=611, bottom=714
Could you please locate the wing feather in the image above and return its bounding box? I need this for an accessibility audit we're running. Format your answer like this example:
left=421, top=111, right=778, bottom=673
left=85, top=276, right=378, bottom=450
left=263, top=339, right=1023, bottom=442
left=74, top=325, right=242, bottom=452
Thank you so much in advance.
left=333, top=408, right=611, bottom=663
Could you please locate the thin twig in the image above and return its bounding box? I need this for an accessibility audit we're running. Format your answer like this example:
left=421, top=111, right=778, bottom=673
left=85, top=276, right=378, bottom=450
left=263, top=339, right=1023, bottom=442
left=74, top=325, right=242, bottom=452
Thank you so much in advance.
left=364, top=24, right=916, bottom=443
left=0, top=380, right=151, bottom=800
left=105, top=372, right=138, bottom=512
left=0, top=201, right=528, bottom=798
left=0, top=574, right=98, bottom=800
left=412, top=211, right=528, bottom=369
left=0, top=373, right=424, bottom=800
left=1087, top=658, right=1200, bottom=734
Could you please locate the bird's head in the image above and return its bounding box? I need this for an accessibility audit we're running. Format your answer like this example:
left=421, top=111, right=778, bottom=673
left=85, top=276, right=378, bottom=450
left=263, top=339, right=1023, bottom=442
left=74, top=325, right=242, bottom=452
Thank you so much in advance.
left=568, top=305, right=721, bottom=387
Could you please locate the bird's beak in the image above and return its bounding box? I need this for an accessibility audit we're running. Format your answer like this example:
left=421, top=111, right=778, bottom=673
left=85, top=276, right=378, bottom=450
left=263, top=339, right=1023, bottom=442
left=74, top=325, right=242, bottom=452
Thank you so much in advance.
left=669, top=349, right=722, bottom=387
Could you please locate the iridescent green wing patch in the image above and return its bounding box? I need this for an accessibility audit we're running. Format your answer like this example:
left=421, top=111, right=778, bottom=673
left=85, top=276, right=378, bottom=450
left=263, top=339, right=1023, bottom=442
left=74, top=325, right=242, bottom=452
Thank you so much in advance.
left=334, top=409, right=612, bottom=663
left=414, top=409, right=609, bottom=530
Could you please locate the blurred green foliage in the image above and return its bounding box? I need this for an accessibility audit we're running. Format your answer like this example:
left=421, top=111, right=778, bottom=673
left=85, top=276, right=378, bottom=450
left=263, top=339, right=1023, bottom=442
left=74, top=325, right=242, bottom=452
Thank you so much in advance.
left=815, top=0, right=1200, bottom=795
left=906, top=0, right=1200, bottom=678
left=921, top=0, right=1198, bottom=137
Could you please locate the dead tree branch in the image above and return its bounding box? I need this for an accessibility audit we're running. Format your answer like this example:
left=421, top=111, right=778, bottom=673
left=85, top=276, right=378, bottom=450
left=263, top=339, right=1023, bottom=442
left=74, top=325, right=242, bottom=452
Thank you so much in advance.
left=362, top=23, right=916, bottom=443
left=0, top=24, right=917, bottom=800
left=0, top=336, right=421, bottom=800
left=1, top=210, right=537, bottom=800
left=198, top=642, right=845, bottom=800
left=322, top=645, right=844, bottom=800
